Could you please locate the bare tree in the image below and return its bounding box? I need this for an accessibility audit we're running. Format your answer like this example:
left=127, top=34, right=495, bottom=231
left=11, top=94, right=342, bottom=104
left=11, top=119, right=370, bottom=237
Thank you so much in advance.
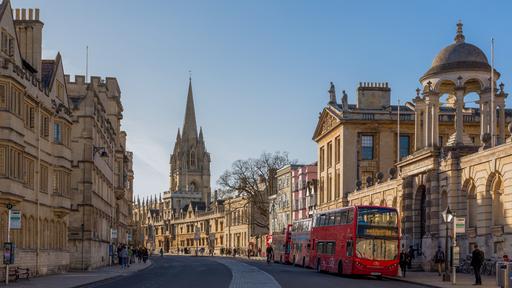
left=217, top=151, right=294, bottom=230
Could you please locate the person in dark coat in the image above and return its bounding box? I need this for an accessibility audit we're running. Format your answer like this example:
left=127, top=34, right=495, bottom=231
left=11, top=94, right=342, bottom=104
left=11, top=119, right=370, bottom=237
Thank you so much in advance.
left=399, top=250, right=409, bottom=277
left=471, top=244, right=484, bottom=285
left=407, top=245, right=415, bottom=269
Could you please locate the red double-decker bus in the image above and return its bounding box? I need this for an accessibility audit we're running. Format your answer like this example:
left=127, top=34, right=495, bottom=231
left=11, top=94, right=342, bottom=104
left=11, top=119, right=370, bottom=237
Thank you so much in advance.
left=272, top=224, right=292, bottom=264
left=309, top=206, right=399, bottom=277
left=290, top=218, right=312, bottom=267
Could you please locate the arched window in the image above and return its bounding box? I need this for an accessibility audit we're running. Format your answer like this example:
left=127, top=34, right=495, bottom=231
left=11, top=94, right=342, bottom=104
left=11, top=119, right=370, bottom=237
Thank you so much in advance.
left=465, top=180, right=477, bottom=228
left=491, top=175, right=505, bottom=226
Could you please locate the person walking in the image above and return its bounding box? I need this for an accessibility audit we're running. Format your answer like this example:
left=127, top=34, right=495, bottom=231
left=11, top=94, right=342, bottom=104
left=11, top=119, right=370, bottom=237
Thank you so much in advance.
left=407, top=245, right=415, bottom=269
left=471, top=244, right=484, bottom=285
left=434, top=246, right=445, bottom=276
left=160, top=248, right=164, bottom=257
left=266, top=245, right=274, bottom=264
left=399, top=249, right=409, bottom=277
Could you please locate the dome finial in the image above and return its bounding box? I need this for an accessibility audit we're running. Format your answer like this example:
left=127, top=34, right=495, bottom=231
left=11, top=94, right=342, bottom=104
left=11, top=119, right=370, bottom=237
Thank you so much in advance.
left=454, top=20, right=465, bottom=43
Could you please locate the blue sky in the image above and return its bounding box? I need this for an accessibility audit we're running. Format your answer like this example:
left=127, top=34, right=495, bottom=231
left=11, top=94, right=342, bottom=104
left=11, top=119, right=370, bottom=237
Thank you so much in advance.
left=16, top=0, right=512, bottom=199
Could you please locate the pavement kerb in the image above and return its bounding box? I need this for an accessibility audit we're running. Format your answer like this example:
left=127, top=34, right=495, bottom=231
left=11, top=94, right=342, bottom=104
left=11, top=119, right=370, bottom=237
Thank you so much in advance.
left=382, top=276, right=442, bottom=288
left=71, top=260, right=154, bottom=288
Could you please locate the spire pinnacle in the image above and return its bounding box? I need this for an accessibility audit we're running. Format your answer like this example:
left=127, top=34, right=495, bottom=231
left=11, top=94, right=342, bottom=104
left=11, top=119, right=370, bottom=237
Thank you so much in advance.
left=199, top=127, right=204, bottom=141
left=454, top=20, right=465, bottom=43
left=176, top=128, right=181, bottom=141
left=182, top=77, right=198, bottom=140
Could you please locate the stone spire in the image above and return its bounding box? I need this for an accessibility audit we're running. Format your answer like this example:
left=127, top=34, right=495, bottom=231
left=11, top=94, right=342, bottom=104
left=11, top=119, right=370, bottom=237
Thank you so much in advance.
left=182, top=78, right=198, bottom=141
left=454, top=20, right=465, bottom=43
left=176, top=128, right=181, bottom=141
left=199, top=127, right=204, bottom=142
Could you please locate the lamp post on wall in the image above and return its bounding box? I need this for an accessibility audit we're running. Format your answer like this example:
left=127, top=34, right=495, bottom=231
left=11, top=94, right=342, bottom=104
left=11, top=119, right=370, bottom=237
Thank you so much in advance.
left=442, top=206, right=454, bottom=282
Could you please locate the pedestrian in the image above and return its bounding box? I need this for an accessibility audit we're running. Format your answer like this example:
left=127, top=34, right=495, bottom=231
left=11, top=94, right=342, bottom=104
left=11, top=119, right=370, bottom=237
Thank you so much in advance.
left=247, top=247, right=251, bottom=259
left=407, top=245, right=415, bottom=269
left=142, top=247, right=148, bottom=263
left=399, top=249, right=409, bottom=277
left=122, top=245, right=129, bottom=268
left=434, top=246, right=445, bottom=276
left=471, top=244, right=484, bottom=285
left=160, top=247, right=164, bottom=257
left=266, top=245, right=274, bottom=264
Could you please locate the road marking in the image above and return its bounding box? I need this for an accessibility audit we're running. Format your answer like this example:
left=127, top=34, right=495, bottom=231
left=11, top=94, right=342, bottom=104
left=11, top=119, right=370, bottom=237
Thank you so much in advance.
left=213, top=258, right=281, bottom=288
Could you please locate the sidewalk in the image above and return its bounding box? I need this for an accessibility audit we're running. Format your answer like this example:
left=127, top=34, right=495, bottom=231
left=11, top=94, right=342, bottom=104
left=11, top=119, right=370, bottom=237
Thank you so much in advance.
left=388, top=271, right=498, bottom=288
left=0, top=260, right=152, bottom=288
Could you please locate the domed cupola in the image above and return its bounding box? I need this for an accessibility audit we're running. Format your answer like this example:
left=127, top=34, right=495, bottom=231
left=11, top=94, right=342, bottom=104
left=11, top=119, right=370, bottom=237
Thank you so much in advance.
left=420, top=21, right=495, bottom=82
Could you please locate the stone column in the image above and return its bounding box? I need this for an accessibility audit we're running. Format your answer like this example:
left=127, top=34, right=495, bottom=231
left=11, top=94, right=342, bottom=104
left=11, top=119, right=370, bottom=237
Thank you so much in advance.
left=498, top=102, right=506, bottom=145
left=454, top=87, right=465, bottom=145
left=430, top=93, right=440, bottom=146
left=424, top=99, right=433, bottom=147
left=414, top=98, right=425, bottom=151
left=479, top=89, right=491, bottom=137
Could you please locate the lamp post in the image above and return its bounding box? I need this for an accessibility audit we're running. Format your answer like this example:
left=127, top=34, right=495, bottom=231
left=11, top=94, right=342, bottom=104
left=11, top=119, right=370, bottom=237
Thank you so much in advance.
left=441, top=206, right=454, bottom=282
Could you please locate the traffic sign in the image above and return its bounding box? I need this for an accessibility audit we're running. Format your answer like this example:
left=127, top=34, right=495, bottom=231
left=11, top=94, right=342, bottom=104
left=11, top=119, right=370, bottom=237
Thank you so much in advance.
left=9, top=210, right=21, bottom=229
left=455, top=217, right=465, bottom=234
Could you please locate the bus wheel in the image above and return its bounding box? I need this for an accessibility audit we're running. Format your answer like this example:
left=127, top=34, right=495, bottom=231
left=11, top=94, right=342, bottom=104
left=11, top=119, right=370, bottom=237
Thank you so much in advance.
left=337, top=261, right=343, bottom=275
left=302, top=257, right=305, bottom=267
left=316, top=260, right=321, bottom=273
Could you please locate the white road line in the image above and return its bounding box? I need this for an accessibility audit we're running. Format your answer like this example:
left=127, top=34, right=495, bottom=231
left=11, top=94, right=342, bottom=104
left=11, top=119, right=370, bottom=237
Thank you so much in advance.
left=213, top=258, right=281, bottom=288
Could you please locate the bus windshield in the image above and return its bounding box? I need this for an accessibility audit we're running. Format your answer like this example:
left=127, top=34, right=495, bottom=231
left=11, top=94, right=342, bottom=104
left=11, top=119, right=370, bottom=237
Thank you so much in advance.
left=356, top=238, right=398, bottom=261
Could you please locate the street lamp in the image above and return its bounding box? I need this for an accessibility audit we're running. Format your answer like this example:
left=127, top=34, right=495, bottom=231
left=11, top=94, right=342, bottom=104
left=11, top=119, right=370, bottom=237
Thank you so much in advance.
left=441, top=206, right=454, bottom=282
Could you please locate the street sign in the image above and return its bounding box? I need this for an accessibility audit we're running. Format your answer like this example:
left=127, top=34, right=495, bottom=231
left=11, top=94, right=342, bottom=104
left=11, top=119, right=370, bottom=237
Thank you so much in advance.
left=3, top=242, right=14, bottom=264
left=455, top=217, right=465, bottom=234
left=9, top=210, right=21, bottom=229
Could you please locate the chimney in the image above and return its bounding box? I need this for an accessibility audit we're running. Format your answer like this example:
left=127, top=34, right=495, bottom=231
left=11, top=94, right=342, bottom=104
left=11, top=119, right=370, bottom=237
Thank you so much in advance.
left=356, top=82, right=391, bottom=109
left=14, top=7, right=44, bottom=79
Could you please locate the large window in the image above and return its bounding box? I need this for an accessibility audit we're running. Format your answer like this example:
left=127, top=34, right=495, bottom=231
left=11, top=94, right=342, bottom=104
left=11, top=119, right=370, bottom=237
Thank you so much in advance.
left=335, top=136, right=340, bottom=164
left=361, top=135, right=374, bottom=160
left=319, top=146, right=325, bottom=172
left=327, top=141, right=332, bottom=168
left=399, top=135, right=410, bottom=159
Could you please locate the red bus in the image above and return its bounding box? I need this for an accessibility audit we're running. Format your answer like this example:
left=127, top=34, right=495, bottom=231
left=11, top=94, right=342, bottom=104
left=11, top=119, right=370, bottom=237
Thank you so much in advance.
left=309, top=206, right=399, bottom=277
left=290, top=218, right=312, bottom=267
left=271, top=224, right=292, bottom=264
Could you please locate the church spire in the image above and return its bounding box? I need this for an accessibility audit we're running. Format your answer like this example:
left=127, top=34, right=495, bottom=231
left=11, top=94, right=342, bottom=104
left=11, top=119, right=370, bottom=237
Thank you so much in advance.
left=176, top=128, right=181, bottom=141
left=199, top=126, right=204, bottom=142
left=182, top=78, right=198, bottom=141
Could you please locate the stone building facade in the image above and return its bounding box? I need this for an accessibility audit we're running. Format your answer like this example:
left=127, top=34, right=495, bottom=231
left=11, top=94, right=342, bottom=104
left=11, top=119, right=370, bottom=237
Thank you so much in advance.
left=0, top=0, right=134, bottom=277
left=225, top=195, right=267, bottom=254
left=0, top=3, right=72, bottom=277
left=345, top=22, right=512, bottom=270
left=66, top=74, right=133, bottom=270
left=291, top=163, right=317, bottom=221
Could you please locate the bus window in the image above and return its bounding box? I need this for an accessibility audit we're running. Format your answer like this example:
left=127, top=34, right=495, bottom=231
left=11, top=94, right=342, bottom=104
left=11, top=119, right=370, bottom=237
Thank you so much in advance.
left=326, top=242, right=336, bottom=255
left=347, top=209, right=354, bottom=223
left=346, top=240, right=353, bottom=257
left=319, top=214, right=327, bottom=226
left=328, top=213, right=336, bottom=225
left=334, top=212, right=342, bottom=224
left=340, top=211, right=347, bottom=224
left=317, top=242, right=325, bottom=254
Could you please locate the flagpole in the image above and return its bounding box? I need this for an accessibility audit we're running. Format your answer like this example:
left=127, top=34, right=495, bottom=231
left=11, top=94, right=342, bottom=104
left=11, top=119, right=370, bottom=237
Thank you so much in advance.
left=397, top=96, right=400, bottom=163
left=490, top=38, right=495, bottom=147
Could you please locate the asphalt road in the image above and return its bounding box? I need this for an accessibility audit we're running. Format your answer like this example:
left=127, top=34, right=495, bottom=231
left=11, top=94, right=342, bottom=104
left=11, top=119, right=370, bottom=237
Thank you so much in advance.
left=85, top=256, right=426, bottom=288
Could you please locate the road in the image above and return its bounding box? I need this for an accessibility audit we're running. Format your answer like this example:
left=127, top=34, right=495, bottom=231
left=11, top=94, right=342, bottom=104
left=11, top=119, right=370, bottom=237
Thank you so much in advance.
left=85, top=255, right=426, bottom=288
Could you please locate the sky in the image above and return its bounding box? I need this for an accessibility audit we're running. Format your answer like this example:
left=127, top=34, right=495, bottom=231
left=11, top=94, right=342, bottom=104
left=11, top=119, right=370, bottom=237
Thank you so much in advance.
left=15, top=0, right=512, bottom=199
